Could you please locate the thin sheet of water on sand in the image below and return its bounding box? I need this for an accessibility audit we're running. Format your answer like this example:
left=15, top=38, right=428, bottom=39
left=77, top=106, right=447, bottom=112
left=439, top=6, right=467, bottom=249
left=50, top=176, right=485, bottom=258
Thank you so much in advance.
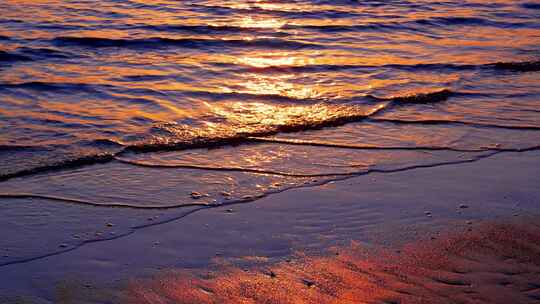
left=0, top=150, right=538, bottom=303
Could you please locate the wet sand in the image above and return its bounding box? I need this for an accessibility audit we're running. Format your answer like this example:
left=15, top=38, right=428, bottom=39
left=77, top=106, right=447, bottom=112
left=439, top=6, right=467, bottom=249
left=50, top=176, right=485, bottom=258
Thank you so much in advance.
left=124, top=219, right=540, bottom=304
left=0, top=150, right=539, bottom=303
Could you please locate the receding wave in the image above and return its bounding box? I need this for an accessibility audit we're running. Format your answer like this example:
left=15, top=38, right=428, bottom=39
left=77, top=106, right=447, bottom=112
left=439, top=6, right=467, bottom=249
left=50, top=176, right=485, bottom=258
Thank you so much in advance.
left=369, top=117, right=540, bottom=130
left=0, top=89, right=483, bottom=180
left=1, top=88, right=537, bottom=181
left=248, top=137, right=480, bottom=153
left=123, top=102, right=388, bottom=153
left=0, top=153, right=116, bottom=182
left=0, top=193, right=210, bottom=210
left=249, top=137, right=540, bottom=154
left=52, top=36, right=319, bottom=50
left=114, top=157, right=345, bottom=178
left=0, top=102, right=385, bottom=180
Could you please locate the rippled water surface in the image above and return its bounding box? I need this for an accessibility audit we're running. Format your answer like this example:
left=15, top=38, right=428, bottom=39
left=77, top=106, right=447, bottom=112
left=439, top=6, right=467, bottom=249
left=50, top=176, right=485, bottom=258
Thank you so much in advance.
left=0, top=0, right=539, bottom=266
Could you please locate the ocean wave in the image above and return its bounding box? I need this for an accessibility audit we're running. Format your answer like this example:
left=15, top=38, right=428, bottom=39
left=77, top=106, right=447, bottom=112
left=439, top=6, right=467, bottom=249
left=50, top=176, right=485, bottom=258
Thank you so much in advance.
left=52, top=36, right=320, bottom=50
left=1, top=88, right=537, bottom=181
left=411, top=16, right=536, bottom=29
left=10, top=90, right=451, bottom=159
left=137, top=24, right=287, bottom=35
left=237, top=60, right=540, bottom=74
left=125, top=17, right=536, bottom=37
left=0, top=102, right=383, bottom=179
left=123, top=103, right=386, bottom=153
left=383, top=89, right=455, bottom=104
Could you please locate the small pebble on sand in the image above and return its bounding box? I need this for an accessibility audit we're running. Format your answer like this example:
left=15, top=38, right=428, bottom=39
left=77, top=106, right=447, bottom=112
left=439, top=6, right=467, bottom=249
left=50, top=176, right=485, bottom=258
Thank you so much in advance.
left=191, top=191, right=203, bottom=199
left=303, top=279, right=315, bottom=287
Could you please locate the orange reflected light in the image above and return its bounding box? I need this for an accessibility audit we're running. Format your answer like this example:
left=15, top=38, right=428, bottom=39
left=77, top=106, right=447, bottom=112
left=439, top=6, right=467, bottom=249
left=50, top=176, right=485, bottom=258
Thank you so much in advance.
left=204, top=101, right=385, bottom=132
left=236, top=16, right=286, bottom=29
left=237, top=54, right=314, bottom=68
left=242, top=74, right=320, bottom=100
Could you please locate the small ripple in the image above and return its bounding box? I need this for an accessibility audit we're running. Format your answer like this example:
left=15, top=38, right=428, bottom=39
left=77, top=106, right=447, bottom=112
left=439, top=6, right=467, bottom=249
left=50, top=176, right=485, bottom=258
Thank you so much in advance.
left=0, top=81, right=106, bottom=93
left=369, top=117, right=540, bottom=131
left=490, top=61, right=540, bottom=72
left=137, top=24, right=287, bottom=35
left=522, top=2, right=540, bottom=10
left=0, top=50, right=30, bottom=62
left=17, top=47, right=73, bottom=59
left=0, top=153, right=116, bottom=182
left=412, top=16, right=535, bottom=29
left=237, top=61, right=539, bottom=74
left=383, top=89, right=455, bottom=104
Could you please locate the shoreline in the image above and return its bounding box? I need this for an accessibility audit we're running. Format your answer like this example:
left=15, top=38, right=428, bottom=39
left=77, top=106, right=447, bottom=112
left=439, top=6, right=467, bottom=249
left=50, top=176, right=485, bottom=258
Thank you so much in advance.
left=1, top=149, right=539, bottom=303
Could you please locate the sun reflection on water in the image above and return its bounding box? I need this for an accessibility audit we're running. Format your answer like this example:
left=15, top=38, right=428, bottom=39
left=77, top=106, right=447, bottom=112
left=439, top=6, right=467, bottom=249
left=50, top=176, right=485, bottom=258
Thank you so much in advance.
left=235, top=16, right=286, bottom=29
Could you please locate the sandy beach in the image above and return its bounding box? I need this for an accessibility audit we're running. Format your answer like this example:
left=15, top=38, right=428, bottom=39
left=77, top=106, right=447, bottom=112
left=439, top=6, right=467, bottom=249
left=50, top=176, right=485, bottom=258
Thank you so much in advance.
left=1, top=149, right=538, bottom=303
